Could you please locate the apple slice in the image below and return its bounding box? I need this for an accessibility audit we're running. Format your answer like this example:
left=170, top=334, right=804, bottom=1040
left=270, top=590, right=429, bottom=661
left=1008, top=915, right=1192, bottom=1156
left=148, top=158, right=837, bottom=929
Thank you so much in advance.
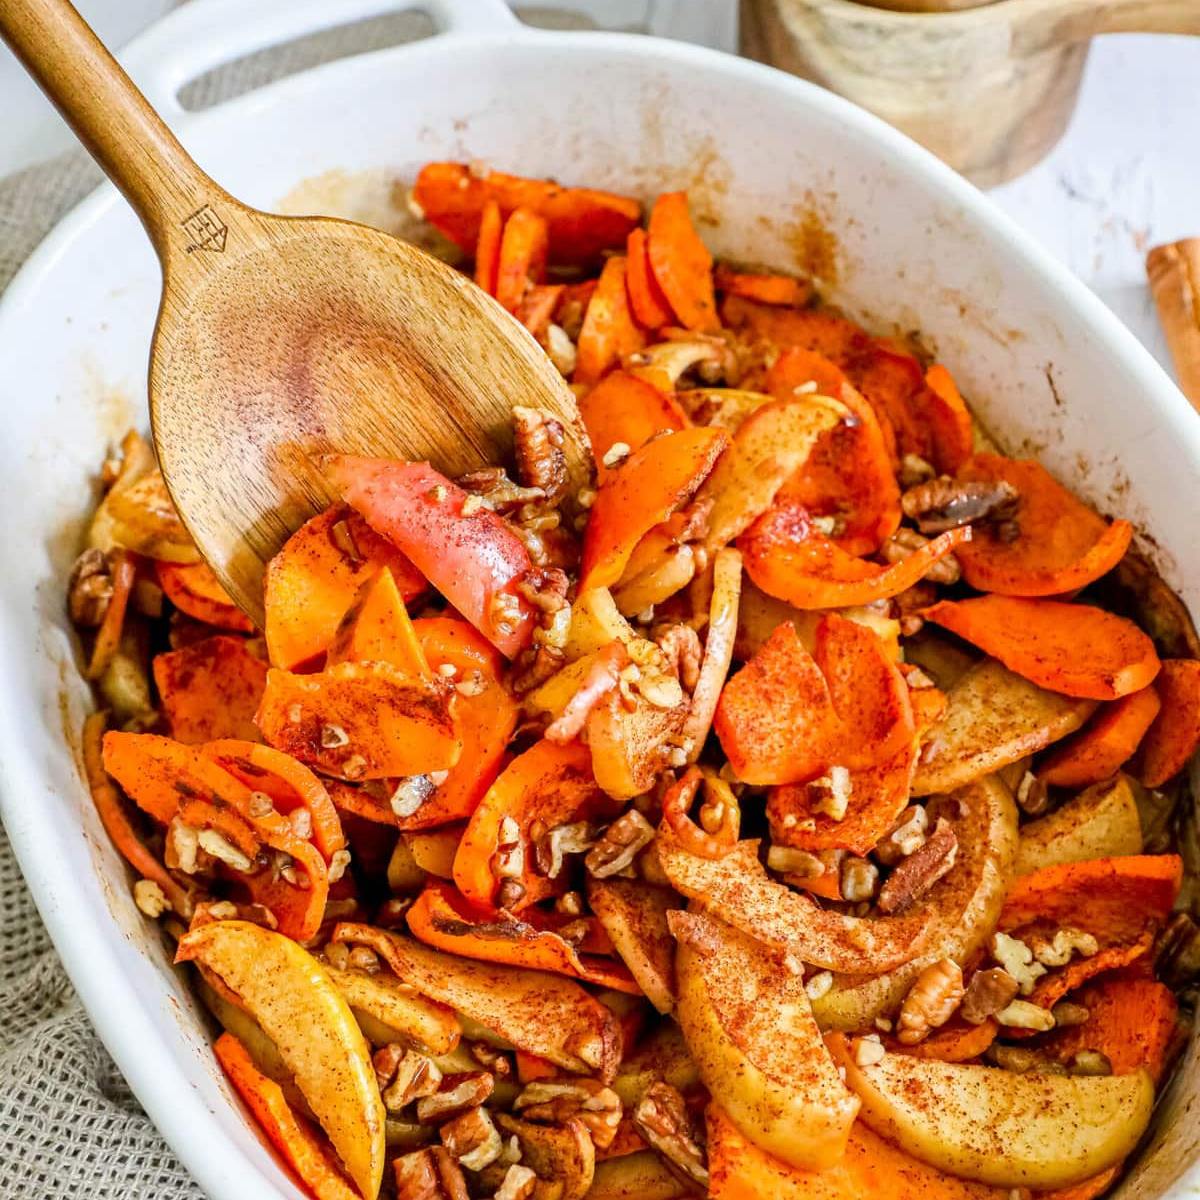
left=829, top=1034, right=1154, bottom=1188
left=811, top=775, right=1017, bottom=1031
left=588, top=1151, right=696, bottom=1200
left=176, top=920, right=386, bottom=1200
left=323, top=963, right=461, bottom=1055
left=657, top=833, right=931, bottom=974
left=1015, top=773, right=1143, bottom=876
left=586, top=878, right=679, bottom=1014
left=612, top=1021, right=701, bottom=1111
left=331, top=923, right=622, bottom=1080
left=672, top=909, right=859, bottom=1171
left=913, top=659, right=1095, bottom=796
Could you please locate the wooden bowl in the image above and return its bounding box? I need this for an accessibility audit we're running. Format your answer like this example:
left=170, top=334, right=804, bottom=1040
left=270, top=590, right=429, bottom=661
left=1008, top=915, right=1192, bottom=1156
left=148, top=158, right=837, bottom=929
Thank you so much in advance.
left=741, top=0, right=1200, bottom=186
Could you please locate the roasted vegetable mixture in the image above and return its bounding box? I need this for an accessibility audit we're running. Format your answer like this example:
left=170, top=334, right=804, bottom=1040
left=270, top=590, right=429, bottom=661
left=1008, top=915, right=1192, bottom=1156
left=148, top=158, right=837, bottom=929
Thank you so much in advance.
left=71, top=161, right=1200, bottom=1200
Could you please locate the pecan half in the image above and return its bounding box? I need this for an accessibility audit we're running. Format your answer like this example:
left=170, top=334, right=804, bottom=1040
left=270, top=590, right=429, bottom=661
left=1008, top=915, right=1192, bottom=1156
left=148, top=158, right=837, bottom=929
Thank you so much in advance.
left=632, top=1082, right=708, bottom=1189
left=897, top=958, right=964, bottom=1044
left=440, top=1106, right=503, bottom=1171
left=881, top=527, right=961, bottom=585
left=515, top=1079, right=623, bottom=1149
left=512, top=406, right=568, bottom=504
left=585, top=810, right=656, bottom=879
left=877, top=817, right=957, bottom=914
left=68, top=548, right=114, bottom=627
left=416, top=1072, right=496, bottom=1124
left=900, top=475, right=1018, bottom=535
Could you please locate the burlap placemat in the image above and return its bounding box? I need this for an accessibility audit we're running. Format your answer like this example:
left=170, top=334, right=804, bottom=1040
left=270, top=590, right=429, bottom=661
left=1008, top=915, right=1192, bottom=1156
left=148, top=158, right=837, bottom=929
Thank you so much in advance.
left=0, top=9, right=484, bottom=1196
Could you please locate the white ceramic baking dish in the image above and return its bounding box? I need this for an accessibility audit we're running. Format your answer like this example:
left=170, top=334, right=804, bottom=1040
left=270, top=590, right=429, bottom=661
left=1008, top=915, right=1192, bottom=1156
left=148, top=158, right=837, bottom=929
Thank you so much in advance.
left=1, top=0, right=1198, bottom=1196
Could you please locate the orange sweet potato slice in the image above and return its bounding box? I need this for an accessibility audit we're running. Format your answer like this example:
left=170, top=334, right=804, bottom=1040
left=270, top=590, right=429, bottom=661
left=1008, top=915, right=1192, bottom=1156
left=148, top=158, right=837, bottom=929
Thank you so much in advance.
left=325, top=567, right=430, bottom=678
left=915, top=364, right=974, bottom=473
left=102, top=729, right=213, bottom=824
left=474, top=197, right=503, bottom=296
left=578, top=370, right=689, bottom=483
left=715, top=266, right=811, bottom=308
left=1138, top=658, right=1200, bottom=786
left=1037, top=685, right=1161, bottom=789
left=83, top=713, right=194, bottom=918
left=412, top=162, right=641, bottom=265
left=954, top=456, right=1133, bottom=596
left=579, top=426, right=728, bottom=591
left=714, top=622, right=837, bottom=785
left=769, top=352, right=901, bottom=556
left=924, top=596, right=1161, bottom=701
left=215, top=1033, right=360, bottom=1200
left=406, top=880, right=641, bottom=993
left=741, top=503, right=969, bottom=610
left=404, top=617, right=518, bottom=829
left=625, top=227, right=676, bottom=329
left=257, top=661, right=459, bottom=781
left=516, top=283, right=564, bottom=338
left=891, top=1018, right=998, bottom=1063
left=453, top=738, right=618, bottom=911
left=1026, top=936, right=1154, bottom=1016
left=153, top=635, right=267, bottom=745
left=846, top=340, right=928, bottom=462
left=575, top=255, right=647, bottom=386
left=494, top=206, right=549, bottom=313
left=263, top=504, right=425, bottom=671
left=720, top=295, right=872, bottom=368
left=646, top=192, right=718, bottom=333
left=1043, top=978, right=1178, bottom=1084
left=156, top=560, right=253, bottom=632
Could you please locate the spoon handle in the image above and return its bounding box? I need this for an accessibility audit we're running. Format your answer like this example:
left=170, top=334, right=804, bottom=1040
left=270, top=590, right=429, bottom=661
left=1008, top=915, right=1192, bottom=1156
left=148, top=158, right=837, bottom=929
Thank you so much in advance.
left=0, top=0, right=236, bottom=262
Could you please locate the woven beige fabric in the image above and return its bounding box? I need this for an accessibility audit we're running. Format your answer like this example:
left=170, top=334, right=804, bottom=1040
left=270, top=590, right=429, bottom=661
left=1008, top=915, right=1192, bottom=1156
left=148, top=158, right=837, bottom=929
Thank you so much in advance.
left=0, top=10, right=445, bottom=1197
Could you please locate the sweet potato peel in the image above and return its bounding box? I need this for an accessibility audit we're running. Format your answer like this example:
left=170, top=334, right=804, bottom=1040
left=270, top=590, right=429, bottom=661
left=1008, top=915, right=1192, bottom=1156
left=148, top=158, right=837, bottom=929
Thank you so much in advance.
left=924, top=596, right=1160, bottom=700
left=646, top=192, right=718, bottom=333
left=1138, top=658, right=1200, bottom=786
left=955, top=456, right=1133, bottom=596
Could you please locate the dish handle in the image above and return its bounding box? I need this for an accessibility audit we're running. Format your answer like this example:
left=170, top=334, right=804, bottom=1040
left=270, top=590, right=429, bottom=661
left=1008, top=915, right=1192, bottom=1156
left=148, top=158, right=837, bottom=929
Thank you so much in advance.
left=117, top=0, right=519, bottom=123
left=1017, top=0, right=1200, bottom=53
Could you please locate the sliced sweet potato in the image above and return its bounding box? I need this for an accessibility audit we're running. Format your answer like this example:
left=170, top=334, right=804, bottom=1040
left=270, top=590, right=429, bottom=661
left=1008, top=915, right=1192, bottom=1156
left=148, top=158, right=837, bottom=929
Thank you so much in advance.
left=720, top=295, right=871, bottom=368
left=495, top=206, right=549, bottom=313
left=406, top=617, right=518, bottom=829
left=646, top=192, right=718, bottom=333
left=847, top=340, right=927, bottom=462
left=769, top=354, right=901, bottom=556
left=924, top=596, right=1160, bottom=701
left=697, top=395, right=846, bottom=552
left=579, top=426, right=728, bottom=591
left=1027, top=937, right=1155, bottom=1016
left=411, top=162, right=641, bottom=265
left=214, top=1032, right=360, bottom=1200
left=657, top=834, right=931, bottom=975
left=325, top=567, right=429, bottom=678
left=83, top=713, right=194, bottom=918
left=575, top=255, right=647, bottom=386
left=742, top=503, right=970, bottom=609
left=913, top=659, right=1097, bottom=797
left=257, top=661, right=459, bottom=781
left=1037, top=686, right=1160, bottom=788
left=406, top=880, right=639, bottom=992
left=153, top=635, right=267, bottom=744
left=517, top=283, right=564, bottom=338
left=579, top=370, right=689, bottom=483
left=1015, top=774, right=1143, bottom=876
left=1138, top=658, right=1200, bottom=786
left=156, top=560, right=253, bottom=632
left=474, top=197, right=502, bottom=295
left=913, top=364, right=974, bottom=474
left=893, top=1018, right=998, bottom=1064
left=714, top=622, right=836, bottom=785
left=453, top=738, right=616, bottom=910
left=955, top=456, right=1132, bottom=596
left=715, top=266, right=811, bottom=308
left=332, top=923, right=622, bottom=1080
left=769, top=739, right=917, bottom=855
left=264, top=504, right=425, bottom=671
left=1043, top=978, right=1178, bottom=1084
left=625, top=227, right=675, bottom=329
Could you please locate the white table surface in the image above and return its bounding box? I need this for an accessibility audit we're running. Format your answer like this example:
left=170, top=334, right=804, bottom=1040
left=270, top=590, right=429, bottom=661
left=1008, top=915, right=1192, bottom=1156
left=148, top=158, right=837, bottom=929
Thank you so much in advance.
left=3, top=7, right=1197, bottom=382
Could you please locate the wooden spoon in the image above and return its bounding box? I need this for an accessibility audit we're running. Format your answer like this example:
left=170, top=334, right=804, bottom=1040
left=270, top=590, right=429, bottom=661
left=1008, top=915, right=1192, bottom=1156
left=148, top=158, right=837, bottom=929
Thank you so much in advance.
left=1, top=0, right=590, bottom=626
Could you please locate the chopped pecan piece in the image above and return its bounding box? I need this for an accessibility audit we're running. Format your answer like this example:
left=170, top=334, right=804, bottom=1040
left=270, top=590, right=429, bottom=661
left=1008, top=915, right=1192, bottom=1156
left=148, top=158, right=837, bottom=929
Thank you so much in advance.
left=873, top=805, right=929, bottom=866
left=989, top=932, right=1047, bottom=996
left=881, top=527, right=961, bottom=585
left=656, top=624, right=703, bottom=692
left=900, top=475, right=1018, bottom=535
left=877, top=817, right=957, bottom=913
left=68, top=547, right=116, bottom=627
left=458, top=466, right=546, bottom=513
left=995, top=999, right=1056, bottom=1031
left=493, top=1164, right=537, bottom=1200
left=376, top=1048, right=443, bottom=1113
left=959, top=967, right=1019, bottom=1024
left=1015, top=770, right=1051, bottom=816
left=441, top=1105, right=503, bottom=1171
left=393, top=1146, right=470, bottom=1200
left=585, top=810, right=656, bottom=879
left=1156, top=912, right=1200, bottom=988
left=1028, top=928, right=1099, bottom=968
left=534, top=821, right=595, bottom=879
left=417, top=1072, right=496, bottom=1123
left=632, top=1082, right=708, bottom=1189
left=515, top=1079, right=623, bottom=1150
left=469, top=1041, right=514, bottom=1079
left=986, top=1044, right=1067, bottom=1076
left=839, top=855, right=879, bottom=903
left=897, top=958, right=964, bottom=1044
left=512, top=406, right=568, bottom=504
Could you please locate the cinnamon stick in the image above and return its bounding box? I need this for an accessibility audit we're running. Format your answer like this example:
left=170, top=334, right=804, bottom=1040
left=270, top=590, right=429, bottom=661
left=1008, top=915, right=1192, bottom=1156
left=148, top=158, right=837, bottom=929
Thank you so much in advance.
left=1147, top=239, right=1200, bottom=408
